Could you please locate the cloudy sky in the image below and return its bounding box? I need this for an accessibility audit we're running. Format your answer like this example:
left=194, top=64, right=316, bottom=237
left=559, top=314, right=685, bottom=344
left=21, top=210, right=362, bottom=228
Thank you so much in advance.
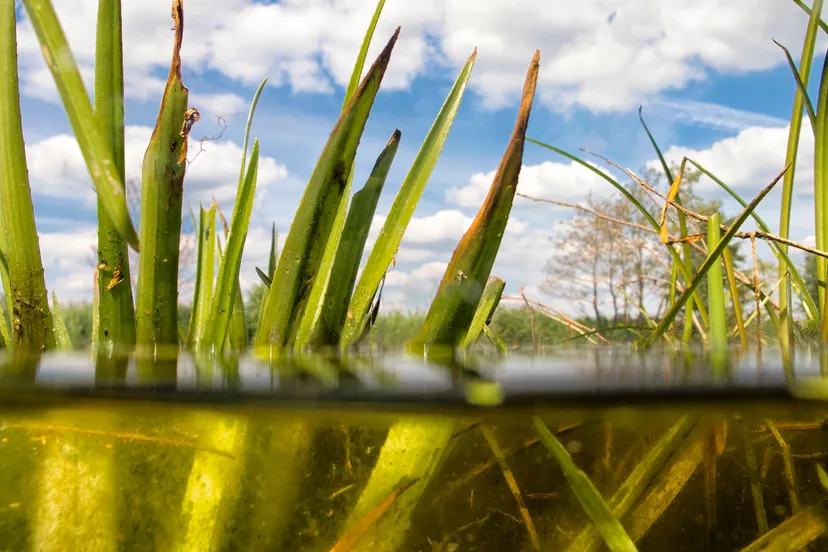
left=13, top=0, right=828, bottom=314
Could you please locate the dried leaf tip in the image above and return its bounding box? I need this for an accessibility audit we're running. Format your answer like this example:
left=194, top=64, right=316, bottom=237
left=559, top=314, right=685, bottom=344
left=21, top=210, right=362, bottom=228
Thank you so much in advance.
left=469, top=48, right=478, bottom=62
left=389, top=128, right=402, bottom=144
left=169, top=0, right=185, bottom=78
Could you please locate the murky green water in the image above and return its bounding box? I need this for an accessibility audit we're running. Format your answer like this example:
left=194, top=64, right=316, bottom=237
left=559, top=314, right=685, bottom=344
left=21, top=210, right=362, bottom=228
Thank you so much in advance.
left=1, top=347, right=827, bottom=551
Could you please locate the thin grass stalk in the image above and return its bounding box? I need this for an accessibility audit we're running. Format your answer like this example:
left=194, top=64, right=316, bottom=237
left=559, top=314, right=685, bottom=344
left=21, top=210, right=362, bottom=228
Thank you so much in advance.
left=341, top=51, right=478, bottom=348
left=256, top=30, right=399, bottom=348
left=642, top=165, right=788, bottom=347
left=723, top=245, right=748, bottom=348
left=741, top=421, right=769, bottom=536
left=94, top=0, right=136, bottom=353
left=707, top=213, right=728, bottom=367
left=638, top=109, right=696, bottom=341
left=461, top=276, right=505, bottom=349
left=815, top=47, right=828, bottom=316
left=21, top=0, right=138, bottom=250
left=793, top=0, right=828, bottom=33
left=188, top=203, right=216, bottom=349
left=0, top=1, right=55, bottom=350
left=205, top=142, right=260, bottom=351
left=526, top=138, right=711, bottom=328
left=688, top=158, right=817, bottom=321
left=135, top=0, right=197, bottom=346
left=256, top=224, right=278, bottom=334
left=50, top=292, right=72, bottom=350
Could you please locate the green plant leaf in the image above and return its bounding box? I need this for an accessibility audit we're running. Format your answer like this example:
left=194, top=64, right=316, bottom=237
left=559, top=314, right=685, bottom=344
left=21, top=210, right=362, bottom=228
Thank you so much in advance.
left=774, top=39, right=817, bottom=130
left=642, top=164, right=790, bottom=347
left=268, top=223, right=278, bottom=280
left=342, top=49, right=478, bottom=349
left=21, top=0, right=139, bottom=250
left=793, top=0, right=828, bottom=34
left=533, top=417, right=639, bottom=552
left=135, top=0, right=197, bottom=346
left=50, top=291, right=73, bottom=351
left=206, top=142, right=260, bottom=352
left=525, top=138, right=711, bottom=329
left=0, top=249, right=12, bottom=351
left=256, top=267, right=272, bottom=289
left=409, top=52, right=539, bottom=353
left=94, top=0, right=136, bottom=351
left=722, top=246, right=748, bottom=349
left=781, top=0, right=823, bottom=351
left=297, top=130, right=401, bottom=350
left=707, top=213, right=728, bottom=365
left=817, top=47, right=828, bottom=328
left=188, top=203, right=217, bottom=349
left=256, top=29, right=400, bottom=348
left=460, top=276, right=505, bottom=349
left=0, top=2, right=55, bottom=351
left=687, top=158, right=818, bottom=321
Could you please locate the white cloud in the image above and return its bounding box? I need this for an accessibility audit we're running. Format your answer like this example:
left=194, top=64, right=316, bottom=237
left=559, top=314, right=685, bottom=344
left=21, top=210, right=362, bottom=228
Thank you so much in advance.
left=189, top=93, right=247, bottom=117
left=651, top=124, right=814, bottom=194
left=645, top=97, right=789, bottom=133
left=25, top=126, right=288, bottom=208
left=15, top=0, right=824, bottom=112
left=448, top=161, right=613, bottom=208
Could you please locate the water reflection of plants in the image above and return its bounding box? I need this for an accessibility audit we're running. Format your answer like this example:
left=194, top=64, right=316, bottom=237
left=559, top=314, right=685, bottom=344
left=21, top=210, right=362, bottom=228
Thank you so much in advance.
left=1, top=0, right=828, bottom=550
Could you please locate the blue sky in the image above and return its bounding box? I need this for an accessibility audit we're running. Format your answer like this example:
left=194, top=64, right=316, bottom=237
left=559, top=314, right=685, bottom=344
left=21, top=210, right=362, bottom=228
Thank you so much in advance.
left=12, top=0, right=828, bottom=316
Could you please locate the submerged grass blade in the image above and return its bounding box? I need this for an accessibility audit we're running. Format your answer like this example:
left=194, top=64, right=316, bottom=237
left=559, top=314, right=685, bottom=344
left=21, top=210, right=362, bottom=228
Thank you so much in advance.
left=188, top=203, right=217, bottom=349
left=642, top=165, right=789, bottom=347
left=739, top=505, right=827, bottom=552
left=688, top=158, right=817, bottom=321
left=525, top=138, right=710, bottom=328
left=297, top=130, right=401, bottom=350
left=533, top=417, right=638, bottom=552
left=256, top=29, right=399, bottom=347
left=50, top=292, right=72, bottom=350
left=94, top=0, right=136, bottom=351
left=410, top=51, right=540, bottom=352
left=21, top=0, right=138, bottom=250
left=342, top=50, right=478, bottom=348
left=567, top=416, right=697, bottom=552
left=0, top=2, right=55, bottom=350
left=205, top=141, right=260, bottom=352
left=461, top=276, right=505, bottom=349
left=135, top=0, right=197, bottom=346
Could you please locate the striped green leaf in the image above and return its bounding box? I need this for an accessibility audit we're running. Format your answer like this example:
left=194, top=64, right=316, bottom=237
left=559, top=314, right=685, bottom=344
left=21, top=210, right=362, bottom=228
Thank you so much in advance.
left=51, top=291, right=73, bottom=350
left=188, top=203, right=217, bottom=349
left=461, top=276, right=505, bottom=349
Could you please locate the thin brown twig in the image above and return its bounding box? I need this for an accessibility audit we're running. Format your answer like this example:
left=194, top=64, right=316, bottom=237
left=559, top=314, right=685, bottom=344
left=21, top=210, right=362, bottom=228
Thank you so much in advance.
left=516, top=193, right=655, bottom=235
left=479, top=425, right=541, bottom=551
left=752, top=235, right=762, bottom=349
left=520, top=286, right=539, bottom=354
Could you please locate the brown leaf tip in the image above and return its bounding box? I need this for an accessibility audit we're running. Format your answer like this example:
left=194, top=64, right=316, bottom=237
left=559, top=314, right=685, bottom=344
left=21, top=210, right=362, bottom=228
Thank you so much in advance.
left=469, top=48, right=478, bottom=62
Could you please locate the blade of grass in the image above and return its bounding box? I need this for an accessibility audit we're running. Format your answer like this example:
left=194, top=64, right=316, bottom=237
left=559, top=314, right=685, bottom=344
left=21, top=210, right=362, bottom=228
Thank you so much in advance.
left=94, top=0, right=136, bottom=351
left=205, top=121, right=262, bottom=352
left=707, top=213, right=728, bottom=366
left=187, top=203, right=217, bottom=349
left=0, top=1, right=55, bottom=350
left=50, top=291, right=72, bottom=350
left=779, top=0, right=823, bottom=353
left=256, top=30, right=399, bottom=348
left=815, top=48, right=828, bottom=318
left=461, top=276, right=506, bottom=349
left=723, top=246, right=748, bottom=349
left=739, top=505, right=827, bottom=552
left=226, top=285, right=247, bottom=351
left=135, top=0, right=197, bottom=346
left=255, top=224, right=278, bottom=334
left=533, top=417, right=638, bottom=552
left=292, top=0, right=389, bottom=352
left=0, top=250, right=12, bottom=350
left=526, top=138, right=711, bottom=328
left=642, top=164, right=789, bottom=347
left=638, top=109, right=697, bottom=342
left=21, top=0, right=139, bottom=250
left=687, top=158, right=817, bottom=321
left=774, top=40, right=817, bottom=131
left=298, top=130, right=401, bottom=350
left=341, top=50, right=478, bottom=349
left=567, top=416, right=697, bottom=552
left=256, top=268, right=271, bottom=288
left=409, top=52, right=539, bottom=353
left=483, top=324, right=507, bottom=352
left=793, top=0, right=828, bottom=34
